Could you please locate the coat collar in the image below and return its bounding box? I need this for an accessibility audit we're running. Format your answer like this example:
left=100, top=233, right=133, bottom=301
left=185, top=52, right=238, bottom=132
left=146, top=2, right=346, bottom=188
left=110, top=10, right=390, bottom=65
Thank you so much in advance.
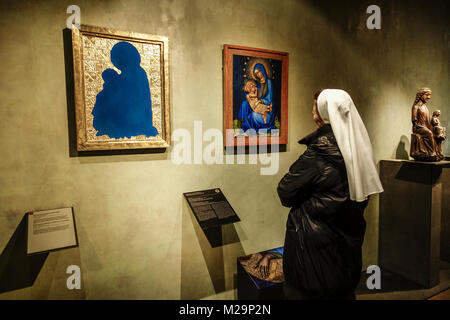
left=298, top=124, right=333, bottom=145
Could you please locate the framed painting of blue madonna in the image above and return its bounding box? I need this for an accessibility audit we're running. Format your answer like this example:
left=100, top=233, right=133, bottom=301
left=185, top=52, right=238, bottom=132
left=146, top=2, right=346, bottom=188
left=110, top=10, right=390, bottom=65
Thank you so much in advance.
left=72, top=25, right=170, bottom=150
left=223, top=45, right=288, bottom=147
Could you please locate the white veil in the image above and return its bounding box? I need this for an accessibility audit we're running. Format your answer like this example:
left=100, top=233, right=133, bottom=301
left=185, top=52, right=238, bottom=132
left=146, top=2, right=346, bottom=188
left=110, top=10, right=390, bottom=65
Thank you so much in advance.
left=317, top=89, right=383, bottom=202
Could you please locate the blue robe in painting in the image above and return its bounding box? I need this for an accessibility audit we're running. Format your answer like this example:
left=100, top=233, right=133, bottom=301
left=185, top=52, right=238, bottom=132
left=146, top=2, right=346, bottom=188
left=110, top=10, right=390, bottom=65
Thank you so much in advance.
left=238, top=64, right=277, bottom=133
left=92, top=41, right=158, bottom=139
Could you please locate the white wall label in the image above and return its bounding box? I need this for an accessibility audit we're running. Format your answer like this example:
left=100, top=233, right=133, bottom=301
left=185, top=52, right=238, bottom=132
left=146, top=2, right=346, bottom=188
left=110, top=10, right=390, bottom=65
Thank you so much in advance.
left=27, top=207, right=78, bottom=254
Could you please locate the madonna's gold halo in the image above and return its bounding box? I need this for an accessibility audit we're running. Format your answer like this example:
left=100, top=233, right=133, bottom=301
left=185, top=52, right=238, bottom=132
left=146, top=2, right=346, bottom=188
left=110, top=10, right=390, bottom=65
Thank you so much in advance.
left=247, top=58, right=273, bottom=81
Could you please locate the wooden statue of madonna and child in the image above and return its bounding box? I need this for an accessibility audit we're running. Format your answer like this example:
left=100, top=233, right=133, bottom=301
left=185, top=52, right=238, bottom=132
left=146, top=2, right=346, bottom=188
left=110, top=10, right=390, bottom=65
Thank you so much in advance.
left=410, top=87, right=446, bottom=161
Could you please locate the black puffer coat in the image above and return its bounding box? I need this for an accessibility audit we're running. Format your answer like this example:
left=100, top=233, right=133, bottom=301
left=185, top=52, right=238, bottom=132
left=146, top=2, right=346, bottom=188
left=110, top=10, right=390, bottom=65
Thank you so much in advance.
left=278, top=124, right=368, bottom=297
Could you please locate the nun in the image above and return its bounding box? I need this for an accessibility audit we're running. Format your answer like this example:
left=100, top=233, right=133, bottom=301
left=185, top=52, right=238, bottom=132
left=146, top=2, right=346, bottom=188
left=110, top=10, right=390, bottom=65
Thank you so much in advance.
left=277, top=89, right=383, bottom=300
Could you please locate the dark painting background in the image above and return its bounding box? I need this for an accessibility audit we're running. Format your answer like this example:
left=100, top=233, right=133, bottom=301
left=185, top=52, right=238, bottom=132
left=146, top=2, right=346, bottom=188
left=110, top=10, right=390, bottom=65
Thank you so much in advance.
left=232, top=55, right=282, bottom=127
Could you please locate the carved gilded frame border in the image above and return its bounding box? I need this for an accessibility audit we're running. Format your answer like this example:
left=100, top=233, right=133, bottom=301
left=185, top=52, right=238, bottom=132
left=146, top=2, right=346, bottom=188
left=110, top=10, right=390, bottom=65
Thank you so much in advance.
left=72, top=25, right=170, bottom=151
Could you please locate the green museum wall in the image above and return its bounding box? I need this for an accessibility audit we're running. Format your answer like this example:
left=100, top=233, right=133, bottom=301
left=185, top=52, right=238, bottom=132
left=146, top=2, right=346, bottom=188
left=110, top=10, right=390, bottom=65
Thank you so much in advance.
left=0, top=0, right=448, bottom=299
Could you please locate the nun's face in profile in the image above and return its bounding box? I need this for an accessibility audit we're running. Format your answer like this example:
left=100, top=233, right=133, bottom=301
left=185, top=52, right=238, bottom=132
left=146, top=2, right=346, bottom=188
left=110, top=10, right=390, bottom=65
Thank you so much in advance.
left=313, top=99, right=325, bottom=128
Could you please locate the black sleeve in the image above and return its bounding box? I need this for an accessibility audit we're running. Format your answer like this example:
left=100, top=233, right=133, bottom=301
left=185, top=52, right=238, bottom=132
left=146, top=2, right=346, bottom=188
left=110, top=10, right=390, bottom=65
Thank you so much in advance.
left=277, top=147, right=318, bottom=208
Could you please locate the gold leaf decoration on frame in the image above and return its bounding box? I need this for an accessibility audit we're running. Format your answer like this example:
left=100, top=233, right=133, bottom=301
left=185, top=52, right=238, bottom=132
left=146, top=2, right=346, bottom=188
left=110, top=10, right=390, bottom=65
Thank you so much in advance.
left=72, top=25, right=171, bottom=151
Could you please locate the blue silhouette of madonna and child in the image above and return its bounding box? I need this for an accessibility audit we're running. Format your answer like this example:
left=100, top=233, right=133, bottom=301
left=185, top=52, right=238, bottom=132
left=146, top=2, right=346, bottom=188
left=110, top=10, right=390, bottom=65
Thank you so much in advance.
left=92, top=41, right=158, bottom=139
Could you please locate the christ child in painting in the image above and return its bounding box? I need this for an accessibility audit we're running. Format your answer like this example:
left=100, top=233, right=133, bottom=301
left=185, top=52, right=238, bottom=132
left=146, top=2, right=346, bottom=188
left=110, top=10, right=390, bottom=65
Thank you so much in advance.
left=244, top=80, right=272, bottom=123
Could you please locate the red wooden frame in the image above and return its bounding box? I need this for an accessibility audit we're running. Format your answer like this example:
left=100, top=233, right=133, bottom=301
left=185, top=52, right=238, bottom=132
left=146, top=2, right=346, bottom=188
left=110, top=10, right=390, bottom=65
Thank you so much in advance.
left=223, top=44, right=289, bottom=147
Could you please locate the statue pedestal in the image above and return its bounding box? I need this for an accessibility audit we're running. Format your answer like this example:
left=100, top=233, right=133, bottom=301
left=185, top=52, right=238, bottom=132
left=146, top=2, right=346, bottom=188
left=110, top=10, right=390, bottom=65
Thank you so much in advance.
left=379, top=160, right=450, bottom=288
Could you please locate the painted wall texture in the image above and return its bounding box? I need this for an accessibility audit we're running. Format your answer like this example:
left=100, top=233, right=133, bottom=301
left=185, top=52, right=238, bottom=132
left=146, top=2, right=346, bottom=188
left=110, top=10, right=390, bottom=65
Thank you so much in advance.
left=0, top=0, right=448, bottom=299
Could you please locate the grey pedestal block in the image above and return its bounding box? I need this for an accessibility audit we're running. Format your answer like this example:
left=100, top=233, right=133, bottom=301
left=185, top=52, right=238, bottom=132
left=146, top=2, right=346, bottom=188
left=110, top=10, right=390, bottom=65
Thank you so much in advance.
left=379, top=160, right=450, bottom=288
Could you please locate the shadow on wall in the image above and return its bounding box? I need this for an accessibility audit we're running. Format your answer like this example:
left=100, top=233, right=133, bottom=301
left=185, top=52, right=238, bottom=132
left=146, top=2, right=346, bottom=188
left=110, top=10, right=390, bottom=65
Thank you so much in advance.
left=0, top=215, right=48, bottom=294
left=180, top=201, right=245, bottom=299
left=305, top=0, right=392, bottom=35
left=393, top=135, right=410, bottom=160
left=0, top=214, right=86, bottom=299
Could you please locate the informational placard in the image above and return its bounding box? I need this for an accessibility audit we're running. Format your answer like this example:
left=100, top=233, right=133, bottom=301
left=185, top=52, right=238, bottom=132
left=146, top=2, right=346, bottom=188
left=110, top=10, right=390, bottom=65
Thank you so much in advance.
left=27, top=207, right=78, bottom=255
left=183, top=188, right=240, bottom=230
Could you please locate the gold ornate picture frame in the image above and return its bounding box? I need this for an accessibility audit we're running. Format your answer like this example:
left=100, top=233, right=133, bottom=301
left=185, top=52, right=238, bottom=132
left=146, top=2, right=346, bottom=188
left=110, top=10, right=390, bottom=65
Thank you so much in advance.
left=72, top=25, right=170, bottom=151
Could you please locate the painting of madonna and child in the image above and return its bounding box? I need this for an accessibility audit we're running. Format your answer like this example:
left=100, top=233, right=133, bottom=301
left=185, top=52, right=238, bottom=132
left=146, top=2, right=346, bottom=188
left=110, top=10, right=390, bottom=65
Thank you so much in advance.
left=223, top=45, right=289, bottom=146
left=72, top=25, right=170, bottom=151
